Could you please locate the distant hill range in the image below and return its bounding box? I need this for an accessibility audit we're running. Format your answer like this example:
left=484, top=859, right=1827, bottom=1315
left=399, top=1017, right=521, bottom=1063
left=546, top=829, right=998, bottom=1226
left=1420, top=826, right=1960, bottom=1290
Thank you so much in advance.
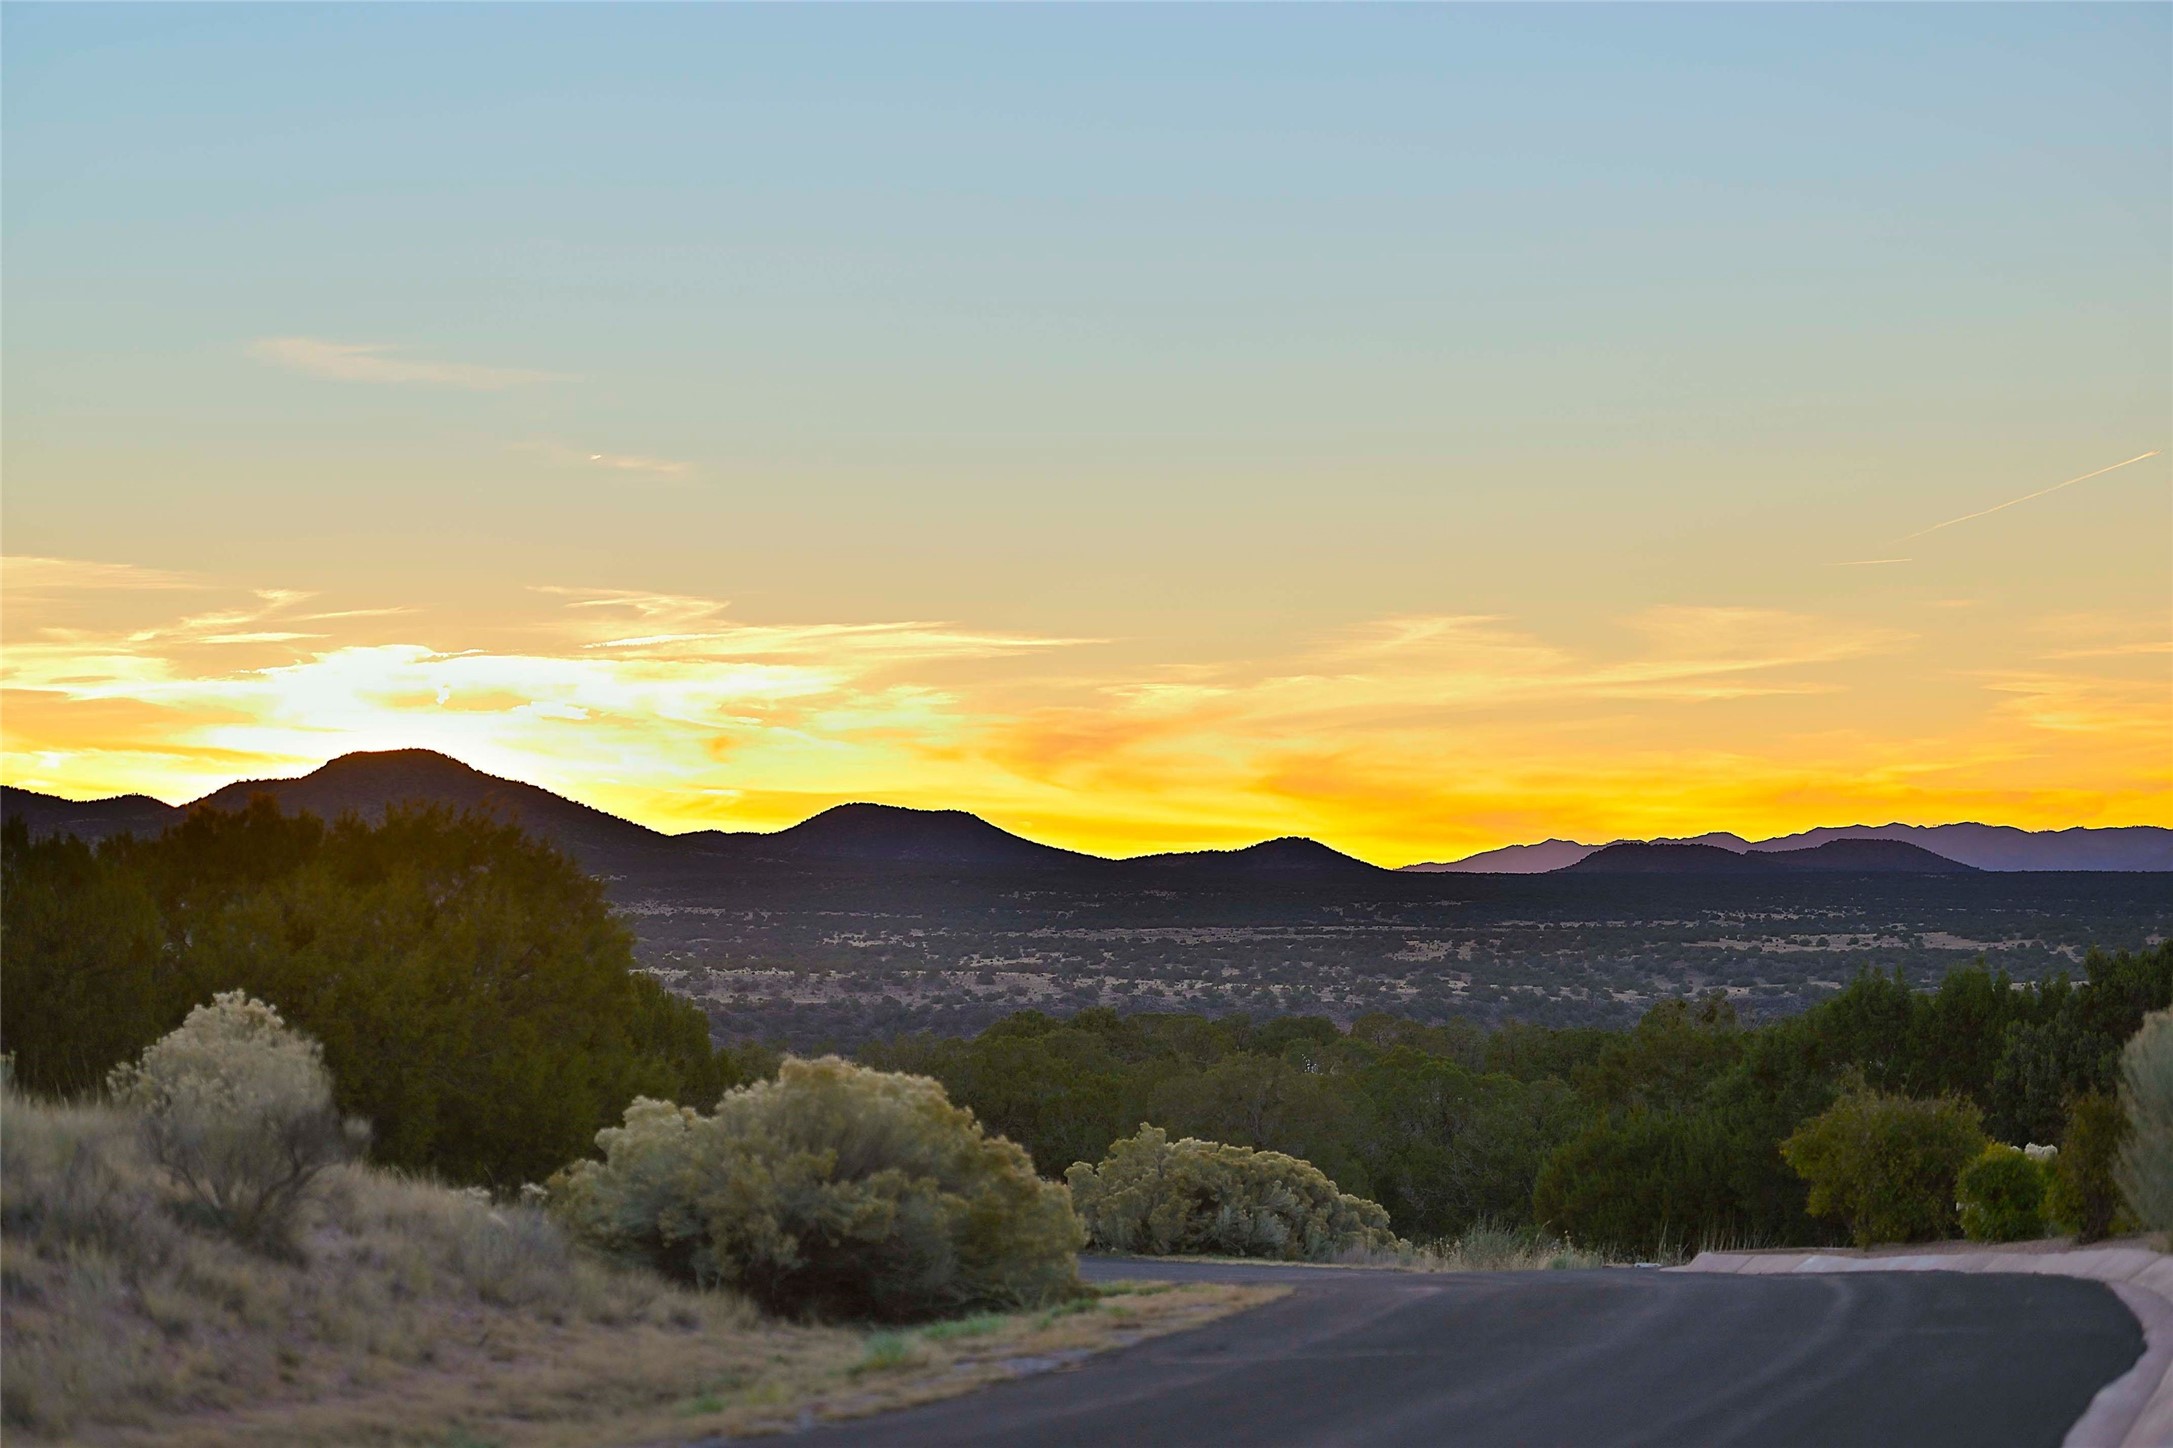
left=1406, top=839, right=1598, bottom=874
left=4, top=748, right=2165, bottom=880
left=0, top=749, right=1387, bottom=882
left=1561, top=839, right=1978, bottom=876
left=1405, top=822, right=2173, bottom=874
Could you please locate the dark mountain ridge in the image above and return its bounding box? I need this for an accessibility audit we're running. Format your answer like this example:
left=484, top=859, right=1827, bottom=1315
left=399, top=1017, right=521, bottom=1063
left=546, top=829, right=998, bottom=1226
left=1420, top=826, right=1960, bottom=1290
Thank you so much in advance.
left=3, top=749, right=2157, bottom=886
left=744, top=802, right=1097, bottom=869
left=0, top=786, right=178, bottom=842
left=1742, top=822, right=2173, bottom=872
left=1566, top=838, right=1977, bottom=876
left=1116, top=836, right=1388, bottom=880
left=1408, top=822, right=2172, bottom=873
left=0, top=752, right=1105, bottom=880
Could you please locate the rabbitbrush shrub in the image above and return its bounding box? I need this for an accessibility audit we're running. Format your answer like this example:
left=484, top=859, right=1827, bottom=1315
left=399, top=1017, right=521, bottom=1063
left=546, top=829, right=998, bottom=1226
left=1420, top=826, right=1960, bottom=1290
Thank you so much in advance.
left=1780, top=1086, right=1984, bottom=1247
left=1957, top=1144, right=2046, bottom=1243
left=548, top=1056, right=1083, bottom=1321
left=1065, top=1124, right=1406, bottom=1261
left=2118, top=1010, right=2173, bottom=1236
left=105, top=991, right=367, bottom=1252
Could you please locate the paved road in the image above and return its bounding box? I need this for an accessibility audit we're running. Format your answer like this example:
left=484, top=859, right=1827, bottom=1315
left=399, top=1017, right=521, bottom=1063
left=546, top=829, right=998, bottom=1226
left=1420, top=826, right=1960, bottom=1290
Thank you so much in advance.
left=809, top=1257, right=2144, bottom=1448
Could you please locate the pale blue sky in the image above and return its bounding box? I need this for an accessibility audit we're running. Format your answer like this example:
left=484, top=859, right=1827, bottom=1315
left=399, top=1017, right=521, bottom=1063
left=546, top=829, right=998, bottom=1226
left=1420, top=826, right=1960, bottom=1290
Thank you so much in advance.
left=10, top=7, right=2164, bottom=572
left=4, top=5, right=2168, bottom=852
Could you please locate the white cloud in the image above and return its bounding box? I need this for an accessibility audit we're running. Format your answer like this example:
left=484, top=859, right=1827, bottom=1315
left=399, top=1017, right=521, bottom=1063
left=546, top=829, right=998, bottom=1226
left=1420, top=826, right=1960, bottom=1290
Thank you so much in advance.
left=518, top=441, right=694, bottom=479
left=580, top=450, right=690, bottom=478
left=248, top=336, right=566, bottom=390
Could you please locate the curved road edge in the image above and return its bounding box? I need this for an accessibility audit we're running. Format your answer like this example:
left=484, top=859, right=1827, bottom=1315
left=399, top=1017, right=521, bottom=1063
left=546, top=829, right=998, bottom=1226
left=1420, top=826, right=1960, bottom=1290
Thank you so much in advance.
left=807, top=1255, right=2138, bottom=1448
left=1673, top=1244, right=2173, bottom=1448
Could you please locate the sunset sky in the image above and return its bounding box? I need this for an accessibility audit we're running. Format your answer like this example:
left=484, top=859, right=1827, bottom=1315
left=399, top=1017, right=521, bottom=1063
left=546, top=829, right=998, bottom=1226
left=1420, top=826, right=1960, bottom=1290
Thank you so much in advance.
left=4, top=6, right=2168, bottom=864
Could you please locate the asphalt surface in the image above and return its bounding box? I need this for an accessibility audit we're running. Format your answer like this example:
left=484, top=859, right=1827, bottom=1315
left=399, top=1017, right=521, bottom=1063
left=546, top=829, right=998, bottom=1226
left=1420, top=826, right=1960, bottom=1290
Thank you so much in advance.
left=806, top=1256, right=2145, bottom=1448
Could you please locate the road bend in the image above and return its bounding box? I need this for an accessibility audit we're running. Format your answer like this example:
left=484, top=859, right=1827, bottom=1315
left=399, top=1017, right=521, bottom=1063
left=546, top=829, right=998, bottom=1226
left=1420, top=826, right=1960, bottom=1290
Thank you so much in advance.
left=807, top=1256, right=2143, bottom=1448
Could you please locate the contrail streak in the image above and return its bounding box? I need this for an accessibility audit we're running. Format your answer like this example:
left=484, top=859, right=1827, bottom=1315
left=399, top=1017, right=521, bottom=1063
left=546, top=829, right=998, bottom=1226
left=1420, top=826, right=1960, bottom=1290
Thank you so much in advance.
left=1897, top=450, right=2163, bottom=543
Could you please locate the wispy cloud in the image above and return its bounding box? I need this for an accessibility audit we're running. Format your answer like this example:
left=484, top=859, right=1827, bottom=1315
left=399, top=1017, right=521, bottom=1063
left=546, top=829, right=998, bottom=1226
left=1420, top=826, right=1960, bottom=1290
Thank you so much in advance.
left=248, top=337, right=567, bottom=390
left=520, top=441, right=694, bottom=479
left=2, top=556, right=202, bottom=594
left=1, top=569, right=1099, bottom=817
left=576, top=451, right=690, bottom=479
left=1980, top=670, right=2173, bottom=739
left=535, top=586, right=1094, bottom=664
left=1897, top=450, right=2163, bottom=543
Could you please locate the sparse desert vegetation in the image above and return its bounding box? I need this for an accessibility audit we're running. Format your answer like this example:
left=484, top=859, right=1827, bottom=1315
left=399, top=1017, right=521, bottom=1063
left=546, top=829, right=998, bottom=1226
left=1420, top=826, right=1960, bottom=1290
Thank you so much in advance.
left=6, top=804, right=2171, bottom=1445
left=621, top=871, right=2170, bottom=1048
left=0, top=1016, right=1270, bottom=1446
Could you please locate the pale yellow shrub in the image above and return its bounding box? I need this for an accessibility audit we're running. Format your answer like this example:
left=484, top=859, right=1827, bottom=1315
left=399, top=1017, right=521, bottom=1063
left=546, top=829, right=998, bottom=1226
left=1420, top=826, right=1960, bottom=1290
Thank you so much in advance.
left=106, top=992, right=367, bottom=1252
left=1066, top=1124, right=1406, bottom=1261
left=550, top=1056, right=1084, bottom=1321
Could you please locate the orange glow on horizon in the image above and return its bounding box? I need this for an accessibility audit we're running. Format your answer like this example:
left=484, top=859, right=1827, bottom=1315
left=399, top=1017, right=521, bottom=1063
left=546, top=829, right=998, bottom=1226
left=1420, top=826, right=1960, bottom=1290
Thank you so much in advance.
left=4, top=557, right=2166, bottom=866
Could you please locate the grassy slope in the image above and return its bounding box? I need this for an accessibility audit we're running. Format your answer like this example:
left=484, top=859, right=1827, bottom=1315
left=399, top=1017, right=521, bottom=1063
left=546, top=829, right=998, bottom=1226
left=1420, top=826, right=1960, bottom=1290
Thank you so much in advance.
left=0, top=1093, right=1276, bottom=1447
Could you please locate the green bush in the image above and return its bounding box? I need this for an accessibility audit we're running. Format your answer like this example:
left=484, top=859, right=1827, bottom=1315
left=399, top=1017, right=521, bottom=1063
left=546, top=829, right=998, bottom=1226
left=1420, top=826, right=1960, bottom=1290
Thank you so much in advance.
left=105, top=992, right=367, bottom=1252
left=1780, top=1087, right=1985, bottom=1247
left=1531, top=1110, right=1745, bottom=1257
left=2050, top=1092, right=2129, bottom=1241
left=549, top=1056, right=1083, bottom=1322
left=1957, top=1144, right=2046, bottom=1243
left=1064, top=1124, right=1406, bottom=1261
left=2118, top=1010, right=2173, bottom=1235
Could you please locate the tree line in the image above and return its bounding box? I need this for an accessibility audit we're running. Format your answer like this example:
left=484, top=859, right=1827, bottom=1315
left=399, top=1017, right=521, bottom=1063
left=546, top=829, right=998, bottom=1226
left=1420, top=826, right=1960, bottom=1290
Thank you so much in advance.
left=2, top=803, right=732, bottom=1187
left=862, top=943, right=2173, bottom=1253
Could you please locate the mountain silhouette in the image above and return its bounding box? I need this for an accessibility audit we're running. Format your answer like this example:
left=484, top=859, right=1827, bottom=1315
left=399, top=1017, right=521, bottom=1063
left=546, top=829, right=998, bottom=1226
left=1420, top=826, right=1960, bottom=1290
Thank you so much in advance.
left=1402, top=839, right=1599, bottom=874
left=1562, top=842, right=1772, bottom=874
left=743, top=802, right=1097, bottom=869
left=4, top=749, right=2159, bottom=882
left=1755, top=838, right=1978, bottom=874
left=0, top=753, right=1098, bottom=877
left=1118, top=837, right=1388, bottom=879
left=1740, top=822, right=2173, bottom=872
left=1565, top=838, right=1974, bottom=875
left=0, top=786, right=177, bottom=843
left=1409, top=822, right=2170, bottom=873
left=191, top=749, right=677, bottom=872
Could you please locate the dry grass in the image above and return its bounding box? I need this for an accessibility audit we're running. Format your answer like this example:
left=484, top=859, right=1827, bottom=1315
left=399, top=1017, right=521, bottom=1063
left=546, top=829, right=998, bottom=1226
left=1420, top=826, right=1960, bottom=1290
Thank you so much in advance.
left=1117, top=1223, right=1608, bottom=1274
left=1, top=1090, right=1275, bottom=1447
left=1396, top=1225, right=1606, bottom=1272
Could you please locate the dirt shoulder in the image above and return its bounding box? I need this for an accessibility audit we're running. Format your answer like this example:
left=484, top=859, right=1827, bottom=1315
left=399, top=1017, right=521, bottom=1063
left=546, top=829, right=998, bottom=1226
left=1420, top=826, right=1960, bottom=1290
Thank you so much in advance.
left=49, top=1279, right=1281, bottom=1448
